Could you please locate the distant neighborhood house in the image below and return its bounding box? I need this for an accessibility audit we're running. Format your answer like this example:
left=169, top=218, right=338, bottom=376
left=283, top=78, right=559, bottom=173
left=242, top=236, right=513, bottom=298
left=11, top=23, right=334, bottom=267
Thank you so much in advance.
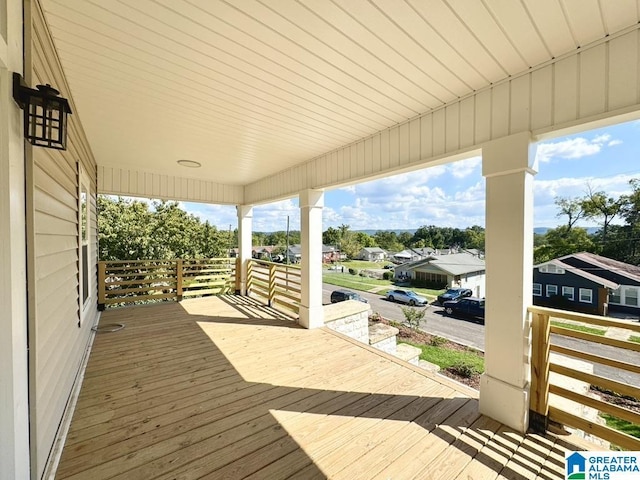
left=395, top=252, right=486, bottom=296
left=358, top=247, right=387, bottom=262
left=533, top=252, right=640, bottom=315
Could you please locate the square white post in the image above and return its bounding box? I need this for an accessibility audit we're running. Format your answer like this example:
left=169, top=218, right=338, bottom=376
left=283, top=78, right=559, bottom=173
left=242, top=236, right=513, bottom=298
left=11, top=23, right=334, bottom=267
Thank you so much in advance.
left=237, top=205, right=253, bottom=296
left=0, top=1, right=31, bottom=477
left=299, top=189, right=324, bottom=329
left=480, top=131, right=538, bottom=433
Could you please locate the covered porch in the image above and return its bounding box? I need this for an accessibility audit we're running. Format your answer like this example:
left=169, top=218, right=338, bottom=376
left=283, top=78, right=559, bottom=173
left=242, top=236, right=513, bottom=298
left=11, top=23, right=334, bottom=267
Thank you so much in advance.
left=54, top=296, right=587, bottom=480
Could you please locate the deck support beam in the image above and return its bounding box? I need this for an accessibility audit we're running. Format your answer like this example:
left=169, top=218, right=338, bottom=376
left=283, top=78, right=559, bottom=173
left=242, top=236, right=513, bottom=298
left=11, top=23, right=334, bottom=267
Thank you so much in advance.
left=237, top=205, right=253, bottom=296
left=298, top=189, right=324, bottom=329
left=480, top=131, right=538, bottom=433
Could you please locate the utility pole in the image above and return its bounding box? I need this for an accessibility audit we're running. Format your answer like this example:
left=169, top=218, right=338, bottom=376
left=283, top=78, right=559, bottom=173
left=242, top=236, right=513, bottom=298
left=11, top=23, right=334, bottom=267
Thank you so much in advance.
left=285, top=215, right=290, bottom=265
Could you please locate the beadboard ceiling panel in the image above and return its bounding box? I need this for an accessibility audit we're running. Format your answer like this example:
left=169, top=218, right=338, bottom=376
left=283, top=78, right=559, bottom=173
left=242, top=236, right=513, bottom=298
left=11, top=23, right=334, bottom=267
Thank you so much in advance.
left=40, top=0, right=640, bottom=188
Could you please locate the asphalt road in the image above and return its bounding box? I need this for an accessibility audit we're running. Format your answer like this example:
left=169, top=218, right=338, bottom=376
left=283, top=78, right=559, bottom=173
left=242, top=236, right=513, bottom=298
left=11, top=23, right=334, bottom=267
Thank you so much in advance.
left=323, top=283, right=640, bottom=386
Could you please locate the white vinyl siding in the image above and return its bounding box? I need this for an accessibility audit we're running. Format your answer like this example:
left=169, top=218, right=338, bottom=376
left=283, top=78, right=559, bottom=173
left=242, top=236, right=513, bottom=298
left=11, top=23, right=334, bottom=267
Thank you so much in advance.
left=533, top=283, right=542, bottom=296
left=31, top=4, right=99, bottom=478
left=562, top=286, right=574, bottom=301
left=579, top=288, right=593, bottom=303
left=546, top=285, right=558, bottom=297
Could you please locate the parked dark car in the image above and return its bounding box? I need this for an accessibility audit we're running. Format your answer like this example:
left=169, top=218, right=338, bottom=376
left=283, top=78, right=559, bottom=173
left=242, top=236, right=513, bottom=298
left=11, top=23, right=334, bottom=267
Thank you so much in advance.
left=437, top=288, right=473, bottom=305
left=330, top=289, right=368, bottom=304
left=442, top=297, right=485, bottom=320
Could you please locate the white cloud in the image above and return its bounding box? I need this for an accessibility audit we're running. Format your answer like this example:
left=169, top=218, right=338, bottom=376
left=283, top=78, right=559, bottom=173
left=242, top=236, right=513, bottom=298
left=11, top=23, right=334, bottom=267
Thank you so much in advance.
left=535, top=134, right=619, bottom=163
left=449, top=156, right=481, bottom=179
left=608, top=139, right=623, bottom=147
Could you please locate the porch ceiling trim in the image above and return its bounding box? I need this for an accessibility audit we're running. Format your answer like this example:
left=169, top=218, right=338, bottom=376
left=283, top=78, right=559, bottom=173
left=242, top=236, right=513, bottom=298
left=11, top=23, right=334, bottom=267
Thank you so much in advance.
left=97, top=165, right=243, bottom=205
left=245, top=26, right=640, bottom=205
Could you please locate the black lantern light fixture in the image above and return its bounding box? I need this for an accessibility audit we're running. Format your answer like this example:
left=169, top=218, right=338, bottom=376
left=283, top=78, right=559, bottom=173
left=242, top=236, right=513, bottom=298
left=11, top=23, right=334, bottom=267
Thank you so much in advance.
left=13, top=72, right=72, bottom=150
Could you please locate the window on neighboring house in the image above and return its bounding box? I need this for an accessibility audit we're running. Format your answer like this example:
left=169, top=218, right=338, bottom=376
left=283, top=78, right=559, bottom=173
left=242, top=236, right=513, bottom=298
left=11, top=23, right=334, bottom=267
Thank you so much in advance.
left=539, top=264, right=565, bottom=274
left=579, top=288, right=593, bottom=303
left=624, top=287, right=638, bottom=306
left=562, top=286, right=574, bottom=301
left=609, top=287, right=621, bottom=305
left=546, top=285, right=558, bottom=297
left=533, top=283, right=542, bottom=296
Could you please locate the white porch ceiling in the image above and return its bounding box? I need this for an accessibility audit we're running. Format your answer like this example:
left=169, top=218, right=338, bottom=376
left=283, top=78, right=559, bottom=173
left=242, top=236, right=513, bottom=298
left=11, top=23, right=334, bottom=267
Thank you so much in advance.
left=40, top=0, right=640, bottom=187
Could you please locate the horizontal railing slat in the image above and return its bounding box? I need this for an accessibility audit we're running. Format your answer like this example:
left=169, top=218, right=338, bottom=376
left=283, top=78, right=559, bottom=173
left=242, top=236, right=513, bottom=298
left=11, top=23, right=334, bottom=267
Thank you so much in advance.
left=549, top=363, right=639, bottom=400
left=529, top=305, right=640, bottom=333
left=550, top=324, right=640, bottom=352
left=550, top=344, right=640, bottom=375
left=549, top=384, right=640, bottom=425
left=548, top=406, right=640, bottom=451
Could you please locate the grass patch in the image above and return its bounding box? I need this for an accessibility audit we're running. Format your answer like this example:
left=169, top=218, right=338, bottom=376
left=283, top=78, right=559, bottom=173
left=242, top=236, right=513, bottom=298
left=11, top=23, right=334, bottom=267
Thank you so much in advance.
left=403, top=341, right=485, bottom=372
left=323, top=272, right=443, bottom=298
left=630, top=335, right=640, bottom=344
left=550, top=320, right=606, bottom=336
left=327, top=260, right=393, bottom=270
left=601, top=414, right=640, bottom=439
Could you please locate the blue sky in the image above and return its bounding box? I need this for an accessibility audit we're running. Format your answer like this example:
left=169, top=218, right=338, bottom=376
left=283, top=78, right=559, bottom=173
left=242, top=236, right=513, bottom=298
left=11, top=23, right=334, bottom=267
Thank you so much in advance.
left=181, top=119, right=640, bottom=232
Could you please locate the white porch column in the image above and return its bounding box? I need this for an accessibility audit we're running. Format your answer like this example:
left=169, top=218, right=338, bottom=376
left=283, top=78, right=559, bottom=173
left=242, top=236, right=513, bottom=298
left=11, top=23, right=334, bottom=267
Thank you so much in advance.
left=480, top=131, right=538, bottom=433
left=237, top=205, right=253, bottom=295
left=299, top=189, right=324, bottom=329
left=0, top=1, right=30, bottom=478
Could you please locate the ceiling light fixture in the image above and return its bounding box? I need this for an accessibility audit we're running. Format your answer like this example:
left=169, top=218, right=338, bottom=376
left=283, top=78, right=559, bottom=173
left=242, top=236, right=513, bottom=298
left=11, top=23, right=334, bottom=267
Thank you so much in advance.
left=177, top=159, right=201, bottom=168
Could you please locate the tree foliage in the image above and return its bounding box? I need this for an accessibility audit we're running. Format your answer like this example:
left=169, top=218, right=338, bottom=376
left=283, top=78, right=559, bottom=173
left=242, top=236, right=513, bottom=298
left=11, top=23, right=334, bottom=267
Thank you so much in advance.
left=98, top=196, right=230, bottom=261
left=535, top=180, right=640, bottom=265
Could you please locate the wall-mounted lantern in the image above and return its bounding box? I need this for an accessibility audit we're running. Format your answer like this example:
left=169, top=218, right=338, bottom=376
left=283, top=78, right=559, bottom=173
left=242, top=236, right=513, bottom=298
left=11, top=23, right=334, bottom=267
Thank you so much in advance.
left=12, top=72, right=72, bottom=150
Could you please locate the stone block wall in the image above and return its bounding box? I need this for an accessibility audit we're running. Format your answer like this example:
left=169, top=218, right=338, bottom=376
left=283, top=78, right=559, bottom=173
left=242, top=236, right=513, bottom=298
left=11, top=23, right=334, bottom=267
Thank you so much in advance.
left=324, top=300, right=370, bottom=344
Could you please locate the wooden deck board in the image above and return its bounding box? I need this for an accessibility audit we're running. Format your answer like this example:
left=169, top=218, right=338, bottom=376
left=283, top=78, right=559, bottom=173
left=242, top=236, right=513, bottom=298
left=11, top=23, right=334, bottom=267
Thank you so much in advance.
left=55, top=296, right=590, bottom=480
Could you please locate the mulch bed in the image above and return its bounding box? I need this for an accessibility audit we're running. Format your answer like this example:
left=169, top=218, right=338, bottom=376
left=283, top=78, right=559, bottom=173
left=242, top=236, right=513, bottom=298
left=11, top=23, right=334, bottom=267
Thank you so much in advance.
left=375, top=316, right=483, bottom=390
left=374, top=317, right=640, bottom=412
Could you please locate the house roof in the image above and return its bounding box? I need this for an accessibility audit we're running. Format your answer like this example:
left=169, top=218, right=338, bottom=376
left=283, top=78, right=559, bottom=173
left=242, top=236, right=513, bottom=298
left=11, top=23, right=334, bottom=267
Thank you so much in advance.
left=403, top=252, right=485, bottom=276
left=560, top=252, right=640, bottom=283
left=362, top=247, right=386, bottom=254
left=534, top=257, right=619, bottom=289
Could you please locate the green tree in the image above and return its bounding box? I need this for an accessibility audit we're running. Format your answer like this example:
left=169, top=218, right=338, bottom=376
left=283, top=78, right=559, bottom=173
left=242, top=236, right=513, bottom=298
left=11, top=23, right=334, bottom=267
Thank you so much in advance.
left=98, top=196, right=153, bottom=261
left=533, top=226, right=595, bottom=264
left=555, top=196, right=585, bottom=231
left=374, top=230, right=403, bottom=252
left=322, top=227, right=341, bottom=247
left=581, top=187, right=624, bottom=242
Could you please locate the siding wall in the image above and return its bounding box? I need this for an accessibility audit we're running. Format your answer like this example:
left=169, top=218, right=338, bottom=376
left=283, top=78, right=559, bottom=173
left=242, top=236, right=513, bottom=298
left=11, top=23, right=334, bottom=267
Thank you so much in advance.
left=30, top=2, right=98, bottom=477
left=532, top=270, right=600, bottom=314
left=244, top=26, right=640, bottom=205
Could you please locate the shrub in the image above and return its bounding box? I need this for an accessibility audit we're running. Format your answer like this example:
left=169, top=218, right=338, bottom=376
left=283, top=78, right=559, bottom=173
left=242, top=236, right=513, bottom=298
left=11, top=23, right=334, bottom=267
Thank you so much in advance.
left=369, top=312, right=383, bottom=322
left=430, top=336, right=447, bottom=347
left=348, top=268, right=358, bottom=275
left=382, top=271, right=394, bottom=280
left=400, top=306, right=426, bottom=330
left=448, top=360, right=481, bottom=378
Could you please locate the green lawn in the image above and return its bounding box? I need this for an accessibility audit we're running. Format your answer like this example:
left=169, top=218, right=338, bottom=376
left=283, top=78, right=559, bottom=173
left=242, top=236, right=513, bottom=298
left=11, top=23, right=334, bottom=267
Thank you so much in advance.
left=323, top=272, right=444, bottom=299
left=550, top=320, right=606, bottom=336
left=403, top=341, right=485, bottom=372
left=630, top=335, right=640, bottom=344
left=326, top=260, right=393, bottom=270
left=601, top=414, right=640, bottom=440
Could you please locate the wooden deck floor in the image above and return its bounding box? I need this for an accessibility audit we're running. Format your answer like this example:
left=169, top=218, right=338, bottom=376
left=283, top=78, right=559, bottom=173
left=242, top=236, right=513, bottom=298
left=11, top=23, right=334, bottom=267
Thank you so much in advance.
left=55, top=296, right=586, bottom=480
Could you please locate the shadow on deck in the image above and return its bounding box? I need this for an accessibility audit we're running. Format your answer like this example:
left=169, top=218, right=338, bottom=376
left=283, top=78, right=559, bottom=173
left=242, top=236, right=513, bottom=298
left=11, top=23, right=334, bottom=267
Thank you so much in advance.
left=55, top=296, right=586, bottom=479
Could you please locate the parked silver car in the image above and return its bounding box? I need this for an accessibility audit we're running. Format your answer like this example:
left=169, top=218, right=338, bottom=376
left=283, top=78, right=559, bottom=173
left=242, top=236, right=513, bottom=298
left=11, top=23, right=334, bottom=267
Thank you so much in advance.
left=385, top=289, right=428, bottom=306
